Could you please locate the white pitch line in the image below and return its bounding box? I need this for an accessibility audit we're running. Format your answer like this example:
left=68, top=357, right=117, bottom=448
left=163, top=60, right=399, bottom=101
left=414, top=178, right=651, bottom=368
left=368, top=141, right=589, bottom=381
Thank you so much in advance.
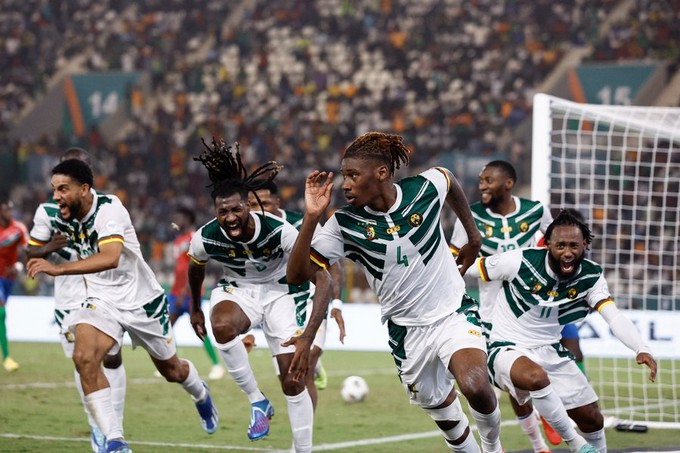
left=0, top=433, right=275, bottom=451
left=0, top=420, right=520, bottom=452
left=0, top=368, right=397, bottom=391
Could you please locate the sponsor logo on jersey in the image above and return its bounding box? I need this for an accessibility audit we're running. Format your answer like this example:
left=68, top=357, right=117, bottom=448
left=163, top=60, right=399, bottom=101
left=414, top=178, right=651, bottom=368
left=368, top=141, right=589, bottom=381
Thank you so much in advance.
left=519, top=221, right=529, bottom=232
left=547, top=290, right=559, bottom=297
left=386, top=225, right=400, bottom=234
left=468, top=328, right=481, bottom=337
left=408, top=213, right=423, bottom=227
left=501, top=226, right=513, bottom=233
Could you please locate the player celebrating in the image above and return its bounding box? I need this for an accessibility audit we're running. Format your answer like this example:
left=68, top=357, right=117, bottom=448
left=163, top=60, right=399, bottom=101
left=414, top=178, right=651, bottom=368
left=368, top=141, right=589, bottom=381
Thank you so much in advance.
left=167, top=205, right=225, bottom=381
left=287, top=131, right=502, bottom=453
left=188, top=138, right=333, bottom=452
left=27, top=147, right=127, bottom=452
left=248, top=180, right=346, bottom=407
left=467, top=210, right=657, bottom=452
left=27, top=159, right=218, bottom=453
left=449, top=160, right=557, bottom=452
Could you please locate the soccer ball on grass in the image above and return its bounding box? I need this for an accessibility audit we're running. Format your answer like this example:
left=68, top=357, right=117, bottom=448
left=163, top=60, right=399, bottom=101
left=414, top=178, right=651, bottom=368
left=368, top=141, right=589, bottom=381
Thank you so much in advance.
left=341, top=375, right=369, bottom=403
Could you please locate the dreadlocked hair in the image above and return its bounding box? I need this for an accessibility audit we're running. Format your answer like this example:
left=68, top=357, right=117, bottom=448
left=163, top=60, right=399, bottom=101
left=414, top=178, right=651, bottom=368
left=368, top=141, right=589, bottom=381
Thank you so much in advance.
left=343, top=132, right=410, bottom=176
left=544, top=209, right=594, bottom=247
left=194, top=137, right=282, bottom=202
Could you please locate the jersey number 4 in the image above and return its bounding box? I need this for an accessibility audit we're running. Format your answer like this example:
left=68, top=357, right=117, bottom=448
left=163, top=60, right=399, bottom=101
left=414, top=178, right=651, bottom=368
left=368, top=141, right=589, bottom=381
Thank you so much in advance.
left=397, top=246, right=409, bottom=267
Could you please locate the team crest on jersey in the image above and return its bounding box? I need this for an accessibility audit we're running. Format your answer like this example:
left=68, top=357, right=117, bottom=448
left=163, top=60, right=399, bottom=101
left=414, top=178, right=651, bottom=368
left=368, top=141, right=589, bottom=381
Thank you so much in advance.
left=567, top=288, right=578, bottom=299
left=225, top=248, right=236, bottom=257
left=262, top=248, right=271, bottom=257
left=531, top=282, right=543, bottom=293
left=365, top=226, right=376, bottom=240
left=408, top=213, right=423, bottom=227
left=484, top=225, right=493, bottom=237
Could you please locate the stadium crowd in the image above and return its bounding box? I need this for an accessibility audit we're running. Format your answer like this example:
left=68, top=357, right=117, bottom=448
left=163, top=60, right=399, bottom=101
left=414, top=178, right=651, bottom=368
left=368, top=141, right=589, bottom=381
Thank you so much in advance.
left=2, top=0, right=679, bottom=298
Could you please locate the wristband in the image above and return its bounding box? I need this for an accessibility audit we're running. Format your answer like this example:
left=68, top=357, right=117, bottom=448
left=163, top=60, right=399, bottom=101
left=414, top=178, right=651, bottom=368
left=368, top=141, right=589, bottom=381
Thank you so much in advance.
left=331, top=298, right=343, bottom=310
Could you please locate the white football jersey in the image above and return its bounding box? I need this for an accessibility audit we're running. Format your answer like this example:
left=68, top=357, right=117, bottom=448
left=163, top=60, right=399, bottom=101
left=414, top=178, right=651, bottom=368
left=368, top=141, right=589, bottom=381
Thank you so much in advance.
left=28, top=200, right=86, bottom=310
left=311, top=168, right=468, bottom=326
left=449, top=196, right=552, bottom=326
left=468, top=247, right=613, bottom=347
left=50, top=190, right=164, bottom=309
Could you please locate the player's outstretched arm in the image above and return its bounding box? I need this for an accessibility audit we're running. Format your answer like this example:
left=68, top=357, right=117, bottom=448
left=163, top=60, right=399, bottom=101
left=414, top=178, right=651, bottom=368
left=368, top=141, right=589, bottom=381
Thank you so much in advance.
left=283, top=268, right=334, bottom=381
left=27, top=234, right=69, bottom=259
left=287, top=171, right=334, bottom=285
left=188, top=259, right=208, bottom=340
left=636, top=352, right=657, bottom=383
left=599, top=301, right=657, bottom=382
left=441, top=167, right=481, bottom=274
left=27, top=241, right=123, bottom=277
left=304, top=170, right=334, bottom=218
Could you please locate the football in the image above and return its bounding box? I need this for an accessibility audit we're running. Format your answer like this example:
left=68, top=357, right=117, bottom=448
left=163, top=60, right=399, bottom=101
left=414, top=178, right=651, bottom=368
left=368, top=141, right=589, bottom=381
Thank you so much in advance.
left=341, top=375, right=369, bottom=403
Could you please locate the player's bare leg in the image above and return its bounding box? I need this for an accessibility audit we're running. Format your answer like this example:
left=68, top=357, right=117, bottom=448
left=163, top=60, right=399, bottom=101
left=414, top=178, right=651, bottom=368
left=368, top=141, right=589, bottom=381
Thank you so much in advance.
left=450, top=348, right=503, bottom=453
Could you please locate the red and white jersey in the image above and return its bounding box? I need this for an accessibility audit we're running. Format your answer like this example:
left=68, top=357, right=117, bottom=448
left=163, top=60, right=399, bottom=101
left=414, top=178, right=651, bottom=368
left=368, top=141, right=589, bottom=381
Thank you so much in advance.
left=0, top=218, right=28, bottom=278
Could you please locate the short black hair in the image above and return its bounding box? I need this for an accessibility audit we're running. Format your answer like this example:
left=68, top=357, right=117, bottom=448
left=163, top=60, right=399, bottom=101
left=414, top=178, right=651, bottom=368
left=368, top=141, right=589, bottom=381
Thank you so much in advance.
left=52, top=158, right=94, bottom=188
left=253, top=179, right=279, bottom=196
left=544, top=209, right=593, bottom=246
left=485, top=160, right=517, bottom=183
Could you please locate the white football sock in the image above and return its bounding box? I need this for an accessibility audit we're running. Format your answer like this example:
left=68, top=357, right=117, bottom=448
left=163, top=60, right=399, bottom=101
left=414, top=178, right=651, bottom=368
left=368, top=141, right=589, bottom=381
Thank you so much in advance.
left=216, top=338, right=264, bottom=402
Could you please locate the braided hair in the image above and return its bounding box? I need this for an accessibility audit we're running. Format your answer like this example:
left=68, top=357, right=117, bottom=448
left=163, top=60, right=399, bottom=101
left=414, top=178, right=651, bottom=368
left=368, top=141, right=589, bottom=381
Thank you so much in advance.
left=343, top=132, right=410, bottom=176
left=544, top=209, right=594, bottom=247
left=194, top=138, right=282, bottom=207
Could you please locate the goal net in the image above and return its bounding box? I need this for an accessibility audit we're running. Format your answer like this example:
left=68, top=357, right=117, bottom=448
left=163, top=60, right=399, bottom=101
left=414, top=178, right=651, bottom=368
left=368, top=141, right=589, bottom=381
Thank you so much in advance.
left=531, top=93, right=680, bottom=428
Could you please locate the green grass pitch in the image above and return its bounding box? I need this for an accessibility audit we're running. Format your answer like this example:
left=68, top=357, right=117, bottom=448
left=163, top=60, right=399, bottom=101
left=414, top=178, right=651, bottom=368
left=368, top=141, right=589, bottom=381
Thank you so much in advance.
left=1, top=342, right=678, bottom=452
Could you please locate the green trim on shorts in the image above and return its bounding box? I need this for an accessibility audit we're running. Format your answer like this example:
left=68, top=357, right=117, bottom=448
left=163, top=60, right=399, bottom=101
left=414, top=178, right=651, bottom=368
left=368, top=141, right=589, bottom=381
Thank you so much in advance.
left=54, top=308, right=71, bottom=329
left=143, top=294, right=170, bottom=335
left=457, top=294, right=482, bottom=328
left=218, top=279, right=239, bottom=288
left=551, top=342, right=575, bottom=360
left=487, top=341, right=515, bottom=388
left=387, top=320, right=408, bottom=372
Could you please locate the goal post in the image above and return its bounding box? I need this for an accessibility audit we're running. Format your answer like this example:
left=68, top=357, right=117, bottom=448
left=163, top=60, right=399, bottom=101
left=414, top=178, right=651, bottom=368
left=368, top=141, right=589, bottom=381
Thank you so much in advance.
left=530, top=93, right=680, bottom=428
